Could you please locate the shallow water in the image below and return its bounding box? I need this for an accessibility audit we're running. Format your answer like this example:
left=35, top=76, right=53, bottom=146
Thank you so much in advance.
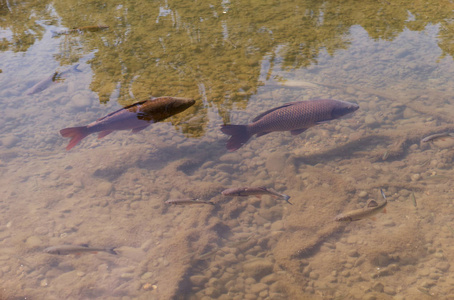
left=1, top=0, right=454, bottom=299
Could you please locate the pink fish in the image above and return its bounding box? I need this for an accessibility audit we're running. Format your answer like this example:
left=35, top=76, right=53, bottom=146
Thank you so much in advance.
left=60, top=96, right=195, bottom=150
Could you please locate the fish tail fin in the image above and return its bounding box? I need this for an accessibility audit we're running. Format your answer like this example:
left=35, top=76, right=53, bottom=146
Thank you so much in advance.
left=60, top=126, right=90, bottom=150
left=73, top=64, right=82, bottom=72
left=107, top=247, right=118, bottom=255
left=283, top=195, right=292, bottom=205
left=221, top=124, right=250, bottom=151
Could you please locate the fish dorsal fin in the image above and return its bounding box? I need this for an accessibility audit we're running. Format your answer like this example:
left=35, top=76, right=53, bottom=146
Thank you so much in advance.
left=252, top=102, right=297, bottom=122
left=366, top=200, right=379, bottom=208
left=79, top=243, right=89, bottom=247
left=96, top=100, right=148, bottom=122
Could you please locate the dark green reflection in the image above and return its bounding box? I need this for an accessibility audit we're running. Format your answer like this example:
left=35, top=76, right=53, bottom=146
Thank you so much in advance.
left=2, top=0, right=454, bottom=136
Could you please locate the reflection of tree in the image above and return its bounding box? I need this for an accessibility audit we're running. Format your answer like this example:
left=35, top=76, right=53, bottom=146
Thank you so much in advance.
left=0, top=0, right=50, bottom=52
left=3, top=0, right=454, bottom=135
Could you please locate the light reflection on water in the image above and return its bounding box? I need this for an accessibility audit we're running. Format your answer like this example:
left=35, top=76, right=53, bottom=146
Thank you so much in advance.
left=0, top=1, right=454, bottom=299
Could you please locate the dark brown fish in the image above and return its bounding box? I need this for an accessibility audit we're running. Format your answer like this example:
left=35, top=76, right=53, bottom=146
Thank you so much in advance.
left=52, top=25, right=109, bottom=37
left=221, top=99, right=359, bottom=151
left=165, top=198, right=215, bottom=206
left=221, top=187, right=292, bottom=204
left=60, top=96, right=195, bottom=150
left=43, top=244, right=117, bottom=255
left=26, top=64, right=81, bottom=95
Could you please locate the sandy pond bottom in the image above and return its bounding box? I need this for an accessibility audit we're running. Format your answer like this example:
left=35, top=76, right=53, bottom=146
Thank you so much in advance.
left=0, top=85, right=454, bottom=300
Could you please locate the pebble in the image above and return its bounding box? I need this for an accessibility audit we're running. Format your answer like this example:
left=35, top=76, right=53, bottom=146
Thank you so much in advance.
left=364, top=115, right=378, bottom=127
left=69, top=91, right=92, bottom=109
left=245, top=277, right=256, bottom=285
left=2, top=135, right=20, bottom=148
left=96, top=182, right=114, bottom=196
left=410, top=174, right=420, bottom=182
left=371, top=282, right=384, bottom=292
left=309, top=271, right=319, bottom=280
left=223, top=253, right=237, bottom=264
left=250, top=282, right=268, bottom=293
left=265, top=152, right=287, bottom=173
left=141, top=272, right=153, bottom=280
left=34, top=226, right=49, bottom=235
left=40, top=279, right=48, bottom=287
left=189, top=275, right=208, bottom=286
left=270, top=220, right=284, bottom=231
left=219, top=153, right=242, bottom=163
left=358, top=191, right=368, bottom=198
left=436, top=262, right=450, bottom=272
left=120, top=273, right=134, bottom=279
left=25, top=236, right=42, bottom=248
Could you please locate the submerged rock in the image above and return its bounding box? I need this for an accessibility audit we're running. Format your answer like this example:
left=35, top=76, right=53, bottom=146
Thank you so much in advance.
left=243, top=259, right=274, bottom=280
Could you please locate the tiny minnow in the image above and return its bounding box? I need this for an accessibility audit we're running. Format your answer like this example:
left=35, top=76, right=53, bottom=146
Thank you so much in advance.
left=43, top=244, right=117, bottom=255
left=335, top=189, right=387, bottom=222
left=421, top=132, right=454, bottom=143
left=26, top=64, right=82, bottom=95
left=221, top=187, right=292, bottom=204
left=60, top=97, right=195, bottom=150
left=221, top=99, right=359, bottom=151
left=165, top=198, right=215, bottom=206
left=52, top=25, right=109, bottom=37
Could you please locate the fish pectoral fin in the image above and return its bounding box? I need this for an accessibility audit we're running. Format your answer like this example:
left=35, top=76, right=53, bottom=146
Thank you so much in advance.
left=382, top=208, right=387, bottom=214
left=98, top=130, right=114, bottom=139
left=370, top=217, right=377, bottom=221
left=130, top=125, right=150, bottom=134
left=290, top=128, right=308, bottom=135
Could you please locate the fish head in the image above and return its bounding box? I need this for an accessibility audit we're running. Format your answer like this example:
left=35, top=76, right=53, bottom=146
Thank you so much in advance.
left=166, top=97, right=196, bottom=114
left=330, top=100, right=359, bottom=119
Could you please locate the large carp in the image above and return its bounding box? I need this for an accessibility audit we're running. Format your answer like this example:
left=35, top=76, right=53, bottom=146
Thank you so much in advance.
left=221, top=99, right=359, bottom=151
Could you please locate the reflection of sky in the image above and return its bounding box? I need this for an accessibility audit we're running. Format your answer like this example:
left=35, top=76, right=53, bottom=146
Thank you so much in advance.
left=221, top=0, right=230, bottom=13
left=0, top=29, right=13, bottom=41
left=156, top=6, right=172, bottom=23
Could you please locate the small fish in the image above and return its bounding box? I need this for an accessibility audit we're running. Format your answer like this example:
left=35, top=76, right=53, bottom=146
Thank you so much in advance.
left=382, top=150, right=389, bottom=161
left=221, top=99, right=359, bottom=151
left=43, top=244, right=117, bottom=255
left=52, top=25, right=109, bottom=37
left=165, top=198, right=215, bottom=206
left=335, top=190, right=387, bottom=222
left=411, top=192, right=417, bottom=207
left=60, top=97, right=195, bottom=150
left=421, top=132, right=454, bottom=143
left=221, top=187, right=292, bottom=204
left=26, top=64, right=82, bottom=95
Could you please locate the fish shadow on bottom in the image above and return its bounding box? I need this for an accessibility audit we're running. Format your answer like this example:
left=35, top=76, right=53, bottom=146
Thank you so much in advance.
left=293, top=135, right=390, bottom=166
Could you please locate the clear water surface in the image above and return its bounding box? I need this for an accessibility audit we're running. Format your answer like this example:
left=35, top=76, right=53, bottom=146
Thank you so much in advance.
left=0, top=0, right=454, bottom=299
